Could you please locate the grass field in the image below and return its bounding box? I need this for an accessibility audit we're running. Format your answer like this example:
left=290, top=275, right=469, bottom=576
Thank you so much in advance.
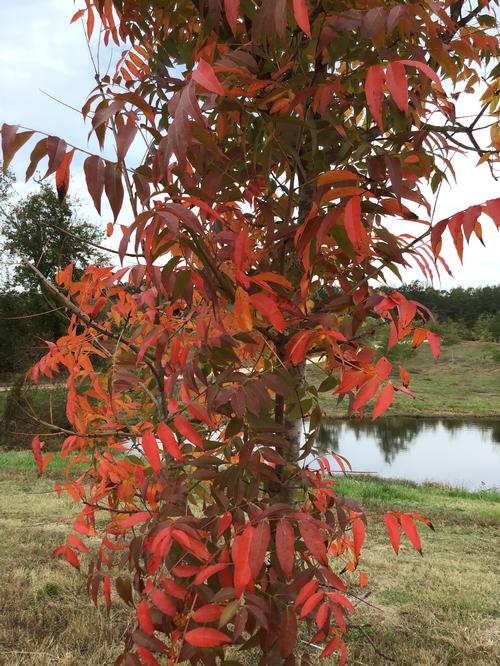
left=311, top=340, right=500, bottom=418
left=1, top=452, right=499, bottom=665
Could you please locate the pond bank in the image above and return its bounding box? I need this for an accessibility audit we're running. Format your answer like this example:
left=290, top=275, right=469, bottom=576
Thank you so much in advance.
left=311, top=340, right=500, bottom=418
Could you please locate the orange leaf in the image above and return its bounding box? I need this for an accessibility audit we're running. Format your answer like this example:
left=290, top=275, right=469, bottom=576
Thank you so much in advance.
left=317, top=169, right=362, bottom=186
left=55, top=148, right=75, bottom=202
left=192, top=60, right=225, bottom=96
left=234, top=287, right=253, bottom=331
left=358, top=571, right=369, bottom=587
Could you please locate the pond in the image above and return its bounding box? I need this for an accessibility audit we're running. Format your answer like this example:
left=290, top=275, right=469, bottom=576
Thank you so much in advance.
left=314, top=418, right=500, bottom=491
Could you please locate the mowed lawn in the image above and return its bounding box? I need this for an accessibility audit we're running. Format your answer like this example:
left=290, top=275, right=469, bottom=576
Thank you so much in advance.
left=0, top=453, right=499, bottom=665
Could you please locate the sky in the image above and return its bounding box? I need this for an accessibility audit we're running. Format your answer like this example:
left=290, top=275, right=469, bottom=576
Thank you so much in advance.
left=0, top=0, right=499, bottom=289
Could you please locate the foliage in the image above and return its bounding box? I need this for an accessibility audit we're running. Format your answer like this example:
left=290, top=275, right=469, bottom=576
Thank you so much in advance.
left=0, top=169, right=106, bottom=376
left=400, top=281, right=500, bottom=330
left=2, top=1, right=500, bottom=664
left=0, top=180, right=106, bottom=292
left=473, top=312, right=500, bottom=343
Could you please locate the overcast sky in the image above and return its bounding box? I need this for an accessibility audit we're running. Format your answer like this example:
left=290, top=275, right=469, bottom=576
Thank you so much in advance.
left=1, top=0, right=499, bottom=289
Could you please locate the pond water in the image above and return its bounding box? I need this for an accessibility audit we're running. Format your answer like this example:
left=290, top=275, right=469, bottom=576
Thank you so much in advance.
left=313, top=418, right=500, bottom=491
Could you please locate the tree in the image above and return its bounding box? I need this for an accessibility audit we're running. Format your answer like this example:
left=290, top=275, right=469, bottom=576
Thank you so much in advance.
left=2, top=1, right=499, bottom=663
left=0, top=179, right=106, bottom=292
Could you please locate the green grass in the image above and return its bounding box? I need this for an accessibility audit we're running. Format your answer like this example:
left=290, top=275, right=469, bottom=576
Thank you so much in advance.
left=0, top=452, right=499, bottom=665
left=311, top=340, right=500, bottom=418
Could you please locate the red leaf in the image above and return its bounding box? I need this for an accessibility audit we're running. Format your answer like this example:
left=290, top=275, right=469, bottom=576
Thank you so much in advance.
left=104, top=161, right=124, bottom=221
left=63, top=547, right=80, bottom=569
left=192, top=60, right=225, bottom=96
left=279, top=607, right=297, bottom=657
left=351, top=516, right=365, bottom=559
left=300, top=591, right=324, bottom=618
left=344, top=196, right=366, bottom=252
left=224, top=0, right=239, bottom=35
left=161, top=578, right=187, bottom=600
left=399, top=59, right=443, bottom=89
left=365, top=65, right=386, bottom=130
left=315, top=601, right=329, bottom=629
left=293, top=0, right=311, bottom=37
left=427, top=331, right=441, bottom=359
left=142, top=430, right=162, bottom=474
left=386, top=61, right=408, bottom=113
left=174, top=414, right=203, bottom=448
left=298, top=520, right=327, bottom=565
left=372, top=383, right=395, bottom=420
left=384, top=513, right=400, bottom=554
left=400, top=514, right=422, bottom=554
left=232, top=525, right=253, bottom=597
left=31, top=436, right=52, bottom=475
left=250, top=520, right=270, bottom=579
left=157, top=422, right=183, bottom=461
left=119, top=512, right=151, bottom=530
left=150, top=589, right=176, bottom=616
left=217, top=512, right=232, bottom=538
left=67, top=534, right=89, bottom=554
left=184, top=628, right=231, bottom=647
left=137, top=599, right=155, bottom=635
left=276, top=519, right=295, bottom=579
left=44, top=136, right=67, bottom=177
left=321, top=635, right=347, bottom=663
left=116, top=116, right=138, bottom=162
left=55, top=149, right=75, bottom=202
left=251, top=292, right=287, bottom=332
left=194, top=563, right=230, bottom=586
left=294, top=577, right=319, bottom=609
left=103, top=575, right=112, bottom=609
left=192, top=604, right=224, bottom=623
left=84, top=155, right=105, bottom=214
left=484, top=198, right=500, bottom=227
left=352, top=376, right=380, bottom=413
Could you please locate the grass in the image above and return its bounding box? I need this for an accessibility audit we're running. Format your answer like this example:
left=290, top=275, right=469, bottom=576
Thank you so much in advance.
left=1, top=452, right=499, bottom=665
left=311, top=340, right=500, bottom=418
left=334, top=476, right=500, bottom=665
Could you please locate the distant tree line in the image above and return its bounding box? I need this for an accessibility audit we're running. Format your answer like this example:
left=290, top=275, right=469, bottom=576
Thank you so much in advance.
left=399, top=281, right=500, bottom=343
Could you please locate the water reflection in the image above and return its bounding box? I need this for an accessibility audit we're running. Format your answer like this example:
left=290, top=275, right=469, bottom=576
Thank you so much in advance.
left=313, top=418, right=500, bottom=490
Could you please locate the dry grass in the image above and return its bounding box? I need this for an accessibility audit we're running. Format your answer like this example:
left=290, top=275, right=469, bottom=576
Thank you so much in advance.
left=1, top=458, right=499, bottom=665
left=0, top=469, right=130, bottom=665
